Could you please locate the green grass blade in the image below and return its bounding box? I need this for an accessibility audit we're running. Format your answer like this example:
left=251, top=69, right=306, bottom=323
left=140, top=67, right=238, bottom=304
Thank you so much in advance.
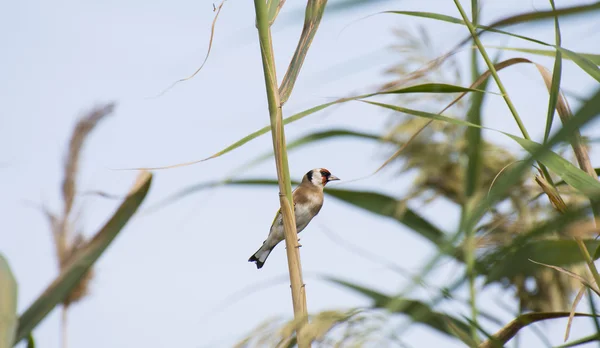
left=25, top=335, right=33, bottom=348
left=557, top=333, right=600, bottom=347
left=14, top=172, right=153, bottom=344
left=587, top=288, right=600, bottom=341
left=384, top=11, right=550, bottom=46
left=508, top=136, right=600, bottom=197
left=463, top=44, right=488, bottom=197
left=477, top=205, right=591, bottom=276
left=204, top=101, right=338, bottom=162
left=560, top=47, right=600, bottom=83
left=384, top=10, right=600, bottom=82
left=544, top=0, right=562, bottom=143
left=480, top=312, right=596, bottom=348
left=266, top=0, right=286, bottom=25
left=489, top=47, right=600, bottom=65
left=466, top=86, right=600, bottom=232
left=486, top=2, right=600, bottom=29
left=327, top=278, right=473, bottom=342
left=325, top=188, right=448, bottom=246
left=0, top=255, right=17, bottom=348
left=485, top=239, right=600, bottom=282
left=229, top=129, right=384, bottom=177
left=464, top=1, right=483, bottom=338
left=149, top=178, right=449, bottom=249
left=279, top=0, right=328, bottom=104
left=197, top=83, right=485, bottom=163
left=363, top=95, right=600, bottom=197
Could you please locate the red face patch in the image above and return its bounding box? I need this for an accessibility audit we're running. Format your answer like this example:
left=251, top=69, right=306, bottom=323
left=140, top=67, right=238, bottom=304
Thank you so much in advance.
left=320, top=169, right=330, bottom=185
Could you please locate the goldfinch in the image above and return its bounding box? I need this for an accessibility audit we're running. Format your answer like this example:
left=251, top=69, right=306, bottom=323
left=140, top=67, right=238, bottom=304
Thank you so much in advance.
left=248, top=168, right=340, bottom=269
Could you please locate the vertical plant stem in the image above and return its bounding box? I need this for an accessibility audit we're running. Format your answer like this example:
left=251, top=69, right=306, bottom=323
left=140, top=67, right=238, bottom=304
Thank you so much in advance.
left=547, top=0, right=600, bottom=304
left=575, top=238, right=600, bottom=293
left=453, top=0, right=529, bottom=139
left=61, top=306, right=68, bottom=348
left=464, top=0, right=480, bottom=341
left=587, top=288, right=600, bottom=348
left=453, top=0, right=556, bottom=189
left=253, top=1, right=310, bottom=346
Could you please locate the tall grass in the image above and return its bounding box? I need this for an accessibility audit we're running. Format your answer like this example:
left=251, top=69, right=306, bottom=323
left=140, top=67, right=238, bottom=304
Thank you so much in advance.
left=154, top=1, right=600, bottom=346
left=2, top=1, right=600, bottom=347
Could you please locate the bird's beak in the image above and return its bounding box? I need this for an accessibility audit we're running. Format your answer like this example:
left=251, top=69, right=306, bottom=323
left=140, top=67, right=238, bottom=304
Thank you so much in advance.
left=328, top=175, right=340, bottom=181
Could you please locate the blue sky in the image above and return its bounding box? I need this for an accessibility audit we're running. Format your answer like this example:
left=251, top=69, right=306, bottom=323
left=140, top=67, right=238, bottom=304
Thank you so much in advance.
left=2, top=0, right=600, bottom=347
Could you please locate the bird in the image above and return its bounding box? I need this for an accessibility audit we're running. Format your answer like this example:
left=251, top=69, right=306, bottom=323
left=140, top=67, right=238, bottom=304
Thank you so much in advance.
left=248, top=168, right=340, bottom=269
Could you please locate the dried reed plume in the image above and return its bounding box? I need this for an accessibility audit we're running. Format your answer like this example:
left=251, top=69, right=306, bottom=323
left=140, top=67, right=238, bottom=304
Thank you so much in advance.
left=42, top=103, right=115, bottom=348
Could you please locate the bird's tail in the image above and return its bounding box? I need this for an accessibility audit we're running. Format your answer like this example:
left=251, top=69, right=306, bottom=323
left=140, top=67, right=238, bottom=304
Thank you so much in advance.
left=248, top=243, right=275, bottom=269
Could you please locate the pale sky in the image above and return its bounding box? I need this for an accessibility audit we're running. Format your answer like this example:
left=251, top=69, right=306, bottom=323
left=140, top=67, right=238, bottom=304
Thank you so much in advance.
left=2, top=0, right=600, bottom=347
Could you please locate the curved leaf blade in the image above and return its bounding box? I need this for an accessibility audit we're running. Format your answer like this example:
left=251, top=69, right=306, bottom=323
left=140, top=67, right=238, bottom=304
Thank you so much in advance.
left=557, top=333, right=600, bottom=348
left=279, top=0, right=328, bottom=104
left=479, top=312, right=596, bottom=348
left=485, top=239, right=600, bottom=283
left=14, top=172, right=153, bottom=344
left=267, top=0, right=286, bottom=25
left=489, top=47, right=600, bottom=66
left=210, top=83, right=482, bottom=161
left=149, top=179, right=449, bottom=250
left=325, top=188, right=447, bottom=247
left=363, top=97, right=600, bottom=198
left=130, top=83, right=486, bottom=170
left=229, top=129, right=384, bottom=177
left=327, top=277, right=473, bottom=341
left=384, top=10, right=600, bottom=82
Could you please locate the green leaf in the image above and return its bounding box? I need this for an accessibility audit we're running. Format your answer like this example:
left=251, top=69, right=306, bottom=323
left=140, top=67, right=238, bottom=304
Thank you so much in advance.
left=327, top=277, right=473, bottom=341
left=362, top=89, right=600, bottom=201
left=480, top=312, right=596, bottom=348
left=557, top=333, right=600, bottom=348
left=325, top=188, right=448, bottom=247
left=279, top=0, right=328, bottom=104
left=266, top=0, right=286, bottom=25
left=14, top=172, right=153, bottom=344
left=489, top=47, right=600, bottom=66
left=545, top=1, right=562, bottom=144
left=0, top=255, right=17, bottom=348
left=486, top=2, right=600, bottom=29
left=384, top=11, right=549, bottom=46
left=25, top=335, right=34, bottom=348
left=230, top=129, right=384, bottom=177
left=477, top=204, right=592, bottom=278
left=135, top=83, right=485, bottom=170
left=150, top=179, right=449, bottom=250
left=384, top=10, right=600, bottom=82
left=560, top=47, right=600, bottom=83
left=508, top=136, right=600, bottom=197
left=485, top=239, right=600, bottom=282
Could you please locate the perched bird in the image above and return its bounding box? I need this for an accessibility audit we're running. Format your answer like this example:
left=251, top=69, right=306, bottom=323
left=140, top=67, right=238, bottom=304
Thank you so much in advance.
left=248, top=168, right=340, bottom=269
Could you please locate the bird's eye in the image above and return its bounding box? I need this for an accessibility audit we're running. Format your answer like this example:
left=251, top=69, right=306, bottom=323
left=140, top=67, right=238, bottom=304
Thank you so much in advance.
left=320, top=170, right=330, bottom=177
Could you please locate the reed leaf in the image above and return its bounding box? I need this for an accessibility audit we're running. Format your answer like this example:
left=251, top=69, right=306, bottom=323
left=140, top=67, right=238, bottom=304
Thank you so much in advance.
left=384, top=9, right=600, bottom=82
left=479, top=312, right=596, bottom=348
left=485, top=240, right=600, bottom=282
left=14, top=171, right=152, bottom=344
left=279, top=0, right=328, bottom=104
left=489, top=47, right=600, bottom=66
left=327, top=278, right=473, bottom=342
left=128, top=83, right=486, bottom=170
